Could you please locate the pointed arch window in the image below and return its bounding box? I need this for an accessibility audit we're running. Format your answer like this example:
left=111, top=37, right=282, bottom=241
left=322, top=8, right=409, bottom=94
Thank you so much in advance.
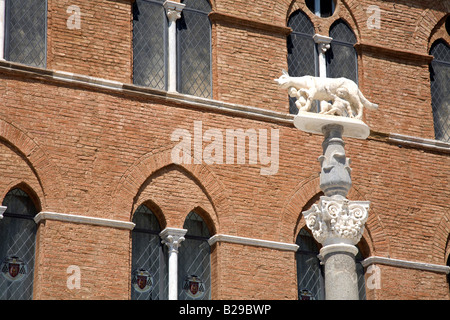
left=287, top=10, right=316, bottom=114
left=178, top=211, right=211, bottom=300
left=327, top=19, right=358, bottom=83
left=3, top=0, right=47, bottom=67
left=0, top=188, right=38, bottom=300
left=131, top=204, right=168, bottom=300
left=429, top=40, right=450, bottom=142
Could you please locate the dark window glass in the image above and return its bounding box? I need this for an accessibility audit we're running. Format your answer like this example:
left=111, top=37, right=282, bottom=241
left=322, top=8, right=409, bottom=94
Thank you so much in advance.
left=0, top=188, right=38, bottom=300
left=327, top=19, right=358, bottom=83
left=296, top=228, right=366, bottom=300
left=4, top=0, right=47, bottom=67
left=178, top=211, right=211, bottom=300
left=305, top=0, right=336, bottom=18
left=355, top=250, right=366, bottom=300
left=429, top=40, right=450, bottom=142
left=177, top=0, right=212, bottom=98
left=133, top=0, right=167, bottom=89
left=296, top=228, right=325, bottom=300
left=131, top=204, right=167, bottom=300
left=287, top=10, right=316, bottom=114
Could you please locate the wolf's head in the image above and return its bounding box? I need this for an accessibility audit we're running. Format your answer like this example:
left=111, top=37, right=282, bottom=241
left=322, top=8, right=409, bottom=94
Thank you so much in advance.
left=274, top=70, right=291, bottom=89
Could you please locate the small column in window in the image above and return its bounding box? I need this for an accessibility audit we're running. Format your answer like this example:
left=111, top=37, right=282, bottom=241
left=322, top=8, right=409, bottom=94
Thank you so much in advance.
left=163, top=1, right=185, bottom=92
left=313, top=34, right=332, bottom=113
left=160, top=227, right=187, bottom=300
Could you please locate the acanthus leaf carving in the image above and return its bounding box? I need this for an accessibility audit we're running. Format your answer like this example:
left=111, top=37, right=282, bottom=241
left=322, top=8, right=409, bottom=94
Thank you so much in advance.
left=303, top=196, right=369, bottom=246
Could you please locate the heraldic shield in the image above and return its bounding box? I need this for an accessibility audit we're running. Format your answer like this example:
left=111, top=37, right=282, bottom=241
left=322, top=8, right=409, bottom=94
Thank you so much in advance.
left=131, top=268, right=154, bottom=293
left=1, top=256, right=27, bottom=282
left=183, top=275, right=206, bottom=299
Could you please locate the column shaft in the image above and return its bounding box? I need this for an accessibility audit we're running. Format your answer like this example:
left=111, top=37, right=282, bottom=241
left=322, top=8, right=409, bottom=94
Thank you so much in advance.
left=164, top=1, right=185, bottom=92
left=167, top=248, right=178, bottom=300
left=320, top=244, right=359, bottom=300
left=160, top=227, right=187, bottom=300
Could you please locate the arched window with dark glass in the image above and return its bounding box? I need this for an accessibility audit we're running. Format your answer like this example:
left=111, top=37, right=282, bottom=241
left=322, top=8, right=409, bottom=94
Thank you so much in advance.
left=327, top=19, right=358, bottom=83
left=4, top=0, right=47, bottom=68
left=429, top=40, right=450, bottom=142
left=296, top=228, right=324, bottom=300
left=131, top=204, right=167, bottom=300
left=0, top=188, right=38, bottom=300
left=177, top=0, right=212, bottom=98
left=287, top=10, right=316, bottom=114
left=178, top=211, right=211, bottom=300
left=132, top=0, right=167, bottom=89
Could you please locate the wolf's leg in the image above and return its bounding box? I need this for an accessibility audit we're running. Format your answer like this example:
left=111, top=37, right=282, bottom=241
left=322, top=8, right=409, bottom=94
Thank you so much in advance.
left=300, top=89, right=315, bottom=112
left=353, top=100, right=364, bottom=119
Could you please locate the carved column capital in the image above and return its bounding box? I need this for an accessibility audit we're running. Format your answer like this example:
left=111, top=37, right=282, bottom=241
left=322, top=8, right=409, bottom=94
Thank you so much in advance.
left=0, top=206, right=6, bottom=219
left=163, top=1, right=185, bottom=22
left=303, top=196, right=369, bottom=246
left=313, top=34, right=332, bottom=54
left=160, top=227, right=187, bottom=253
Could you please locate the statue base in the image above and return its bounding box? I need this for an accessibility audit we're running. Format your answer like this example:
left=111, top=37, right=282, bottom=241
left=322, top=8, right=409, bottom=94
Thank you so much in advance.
left=293, top=111, right=370, bottom=140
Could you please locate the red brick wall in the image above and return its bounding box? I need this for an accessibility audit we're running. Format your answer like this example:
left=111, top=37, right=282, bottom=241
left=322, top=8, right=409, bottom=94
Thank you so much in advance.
left=34, top=220, right=131, bottom=299
left=0, top=0, right=448, bottom=299
left=47, top=0, right=132, bottom=83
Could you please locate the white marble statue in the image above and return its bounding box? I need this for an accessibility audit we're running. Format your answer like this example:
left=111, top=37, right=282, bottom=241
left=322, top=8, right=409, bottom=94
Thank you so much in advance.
left=275, top=70, right=378, bottom=119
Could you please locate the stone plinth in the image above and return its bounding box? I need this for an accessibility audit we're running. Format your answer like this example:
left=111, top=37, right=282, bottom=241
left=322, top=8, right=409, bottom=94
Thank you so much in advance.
left=294, top=111, right=370, bottom=140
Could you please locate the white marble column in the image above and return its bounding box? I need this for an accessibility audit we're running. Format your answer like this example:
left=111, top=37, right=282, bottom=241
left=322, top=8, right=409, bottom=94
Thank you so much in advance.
left=313, top=34, right=332, bottom=79
left=163, top=0, right=185, bottom=93
left=302, top=124, right=370, bottom=300
left=313, top=34, right=332, bottom=112
left=0, top=0, right=6, bottom=60
left=160, top=227, right=187, bottom=300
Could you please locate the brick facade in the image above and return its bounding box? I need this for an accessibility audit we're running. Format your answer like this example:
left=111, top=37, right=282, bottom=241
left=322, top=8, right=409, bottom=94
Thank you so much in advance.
left=0, top=0, right=449, bottom=300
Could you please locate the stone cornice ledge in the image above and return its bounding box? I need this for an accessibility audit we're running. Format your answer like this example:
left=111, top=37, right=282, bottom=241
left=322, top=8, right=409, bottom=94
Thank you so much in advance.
left=34, top=212, right=135, bottom=230
left=208, top=234, right=299, bottom=252
left=0, top=60, right=294, bottom=126
left=362, top=256, right=450, bottom=274
left=388, top=133, right=450, bottom=154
